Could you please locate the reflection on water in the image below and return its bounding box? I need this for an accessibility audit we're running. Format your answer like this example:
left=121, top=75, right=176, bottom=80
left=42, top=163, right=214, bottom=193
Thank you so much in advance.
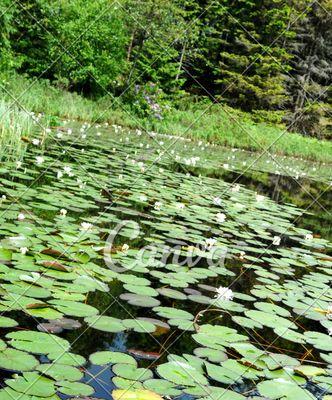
left=0, top=126, right=330, bottom=399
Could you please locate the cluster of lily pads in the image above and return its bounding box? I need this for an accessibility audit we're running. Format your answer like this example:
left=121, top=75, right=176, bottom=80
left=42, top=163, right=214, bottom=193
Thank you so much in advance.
left=0, top=124, right=330, bottom=399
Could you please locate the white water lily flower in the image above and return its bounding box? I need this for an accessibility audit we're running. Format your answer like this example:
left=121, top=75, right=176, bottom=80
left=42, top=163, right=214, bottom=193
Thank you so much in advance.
left=1, top=195, right=6, bottom=201
left=154, top=201, right=163, bottom=211
left=80, top=222, right=94, bottom=232
left=326, top=305, right=332, bottom=320
left=16, top=161, right=22, bottom=169
left=18, top=213, right=25, bottom=221
left=63, top=166, right=74, bottom=177
left=60, top=209, right=67, bottom=217
left=139, top=195, right=147, bottom=202
left=213, top=197, right=222, bottom=206
left=216, top=213, right=226, bottom=223
left=231, top=184, right=240, bottom=193
left=20, top=247, right=28, bottom=255
left=118, top=174, right=123, bottom=180
left=215, top=286, right=233, bottom=301
left=32, top=138, right=40, bottom=146
left=205, top=238, right=217, bottom=250
left=273, top=236, right=281, bottom=246
left=223, top=163, right=229, bottom=169
left=239, top=251, right=246, bottom=260
left=305, top=233, right=313, bottom=240
left=35, top=156, right=44, bottom=165
left=176, top=202, right=185, bottom=209
left=256, top=194, right=265, bottom=202
left=121, top=244, right=129, bottom=252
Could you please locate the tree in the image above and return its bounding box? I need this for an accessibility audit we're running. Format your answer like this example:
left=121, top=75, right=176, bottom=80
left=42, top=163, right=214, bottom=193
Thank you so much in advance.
left=0, top=1, right=21, bottom=72
left=184, top=0, right=296, bottom=111
left=10, top=0, right=128, bottom=96
left=121, top=0, right=197, bottom=92
left=286, top=0, right=332, bottom=137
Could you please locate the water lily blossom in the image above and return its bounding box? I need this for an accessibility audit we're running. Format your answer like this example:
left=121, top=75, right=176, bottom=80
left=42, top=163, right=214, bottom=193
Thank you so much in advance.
left=305, top=233, right=313, bottom=240
left=215, top=286, right=234, bottom=301
left=213, top=197, right=222, bottom=206
left=205, top=238, right=217, bottom=250
left=63, top=166, right=73, bottom=176
left=121, top=244, right=129, bottom=252
left=216, top=213, right=226, bottom=223
left=35, top=156, right=44, bottom=165
left=32, top=138, right=40, bottom=146
left=20, top=247, right=28, bottom=255
left=231, top=184, right=240, bottom=193
left=273, top=236, right=281, bottom=246
left=256, top=194, right=265, bottom=202
left=154, top=201, right=163, bottom=211
left=80, top=222, right=94, bottom=232
left=18, top=213, right=25, bottom=221
left=60, top=209, right=67, bottom=217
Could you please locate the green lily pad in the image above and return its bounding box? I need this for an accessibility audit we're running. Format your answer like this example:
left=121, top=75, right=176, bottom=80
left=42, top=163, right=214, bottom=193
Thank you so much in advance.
left=0, top=348, right=39, bottom=372
left=89, top=351, right=137, bottom=366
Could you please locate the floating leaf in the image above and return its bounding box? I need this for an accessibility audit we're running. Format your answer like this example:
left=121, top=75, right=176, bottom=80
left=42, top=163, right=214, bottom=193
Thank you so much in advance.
left=89, top=351, right=137, bottom=366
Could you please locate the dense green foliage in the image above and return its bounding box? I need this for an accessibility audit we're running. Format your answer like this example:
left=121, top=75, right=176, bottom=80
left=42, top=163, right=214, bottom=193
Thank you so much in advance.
left=0, top=0, right=331, bottom=137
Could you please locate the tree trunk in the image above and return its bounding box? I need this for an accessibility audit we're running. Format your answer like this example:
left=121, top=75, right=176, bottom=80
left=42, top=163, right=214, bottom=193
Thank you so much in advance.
left=175, top=41, right=186, bottom=81
left=127, top=30, right=135, bottom=62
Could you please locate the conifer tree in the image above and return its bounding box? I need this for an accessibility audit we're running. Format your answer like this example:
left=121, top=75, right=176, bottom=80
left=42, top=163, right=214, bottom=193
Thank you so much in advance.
left=286, top=0, right=332, bottom=137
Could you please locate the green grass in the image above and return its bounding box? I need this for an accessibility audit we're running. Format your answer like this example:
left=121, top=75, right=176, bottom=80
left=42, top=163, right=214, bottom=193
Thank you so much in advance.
left=0, top=100, right=34, bottom=160
left=1, top=73, right=331, bottom=163
left=146, top=103, right=332, bottom=163
left=0, top=74, right=130, bottom=126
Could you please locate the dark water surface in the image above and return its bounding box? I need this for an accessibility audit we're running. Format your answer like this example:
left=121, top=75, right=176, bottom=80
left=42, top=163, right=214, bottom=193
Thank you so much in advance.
left=0, top=126, right=331, bottom=399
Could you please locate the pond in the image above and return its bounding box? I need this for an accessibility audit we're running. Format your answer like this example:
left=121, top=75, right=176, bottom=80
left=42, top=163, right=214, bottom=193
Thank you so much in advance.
left=0, top=123, right=331, bottom=400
